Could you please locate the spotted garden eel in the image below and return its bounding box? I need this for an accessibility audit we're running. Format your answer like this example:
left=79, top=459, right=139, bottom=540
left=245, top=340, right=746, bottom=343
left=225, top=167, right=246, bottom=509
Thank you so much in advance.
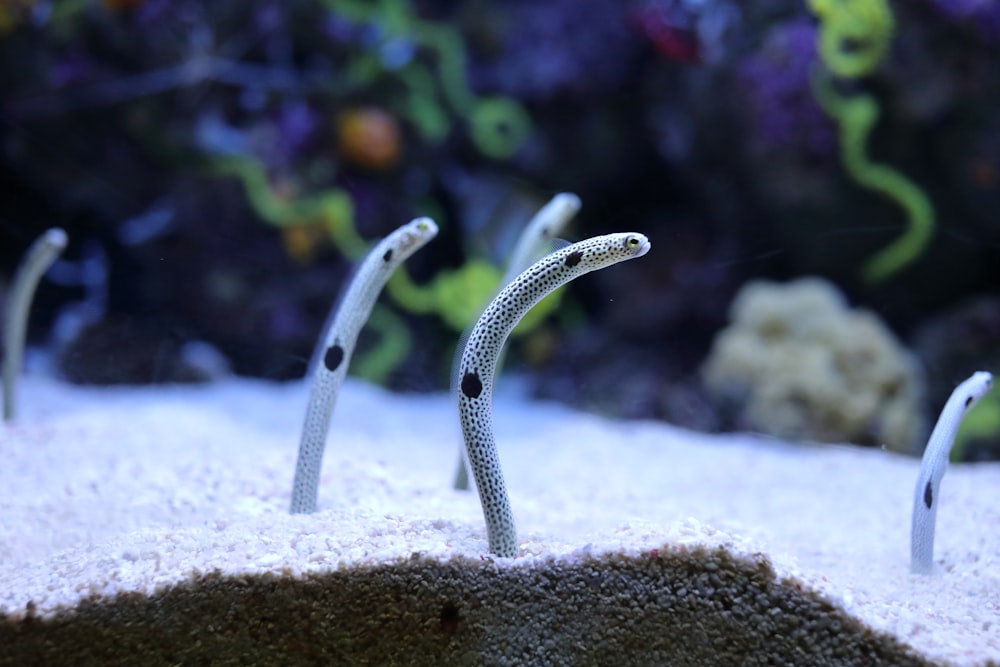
left=451, top=192, right=581, bottom=490
left=910, top=370, right=993, bottom=574
left=290, top=217, right=438, bottom=514
left=3, top=228, right=68, bottom=422
left=458, top=232, right=651, bottom=557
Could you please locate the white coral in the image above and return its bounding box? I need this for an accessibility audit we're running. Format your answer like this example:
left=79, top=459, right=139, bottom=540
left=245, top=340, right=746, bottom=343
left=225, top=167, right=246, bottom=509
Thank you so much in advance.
left=703, top=277, right=926, bottom=452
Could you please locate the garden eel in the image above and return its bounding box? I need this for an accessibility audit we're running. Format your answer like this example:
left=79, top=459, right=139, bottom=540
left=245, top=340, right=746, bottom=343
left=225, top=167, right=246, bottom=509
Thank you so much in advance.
left=290, top=217, right=438, bottom=514
left=451, top=192, right=581, bottom=490
left=910, top=370, right=993, bottom=574
left=3, top=228, right=68, bottom=422
left=458, top=232, right=651, bottom=557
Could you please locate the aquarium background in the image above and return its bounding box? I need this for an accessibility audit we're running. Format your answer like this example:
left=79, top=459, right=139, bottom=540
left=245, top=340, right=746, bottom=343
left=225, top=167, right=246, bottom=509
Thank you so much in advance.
left=1, top=0, right=998, bottom=458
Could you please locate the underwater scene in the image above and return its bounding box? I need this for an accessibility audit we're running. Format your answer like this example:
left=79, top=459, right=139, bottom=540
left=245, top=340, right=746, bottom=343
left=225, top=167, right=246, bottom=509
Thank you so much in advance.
left=1, top=1, right=999, bottom=665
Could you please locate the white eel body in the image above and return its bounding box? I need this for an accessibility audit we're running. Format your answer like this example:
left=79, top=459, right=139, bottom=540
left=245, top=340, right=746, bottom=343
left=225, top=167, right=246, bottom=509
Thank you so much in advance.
left=503, top=193, right=581, bottom=287
left=451, top=193, right=581, bottom=490
left=290, top=218, right=438, bottom=514
left=457, top=232, right=651, bottom=557
left=910, top=370, right=993, bottom=573
left=3, top=228, right=68, bottom=422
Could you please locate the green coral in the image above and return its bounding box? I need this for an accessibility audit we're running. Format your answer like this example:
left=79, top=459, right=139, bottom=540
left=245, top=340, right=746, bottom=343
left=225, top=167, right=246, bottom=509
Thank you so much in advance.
left=810, top=78, right=936, bottom=284
left=210, top=154, right=560, bottom=386
left=209, top=156, right=409, bottom=383
left=808, top=0, right=935, bottom=284
left=952, top=391, right=1000, bottom=462
left=387, top=258, right=500, bottom=331
left=386, top=257, right=563, bottom=335
left=469, top=98, right=534, bottom=161
left=327, top=0, right=531, bottom=158
left=807, top=0, right=894, bottom=79
left=204, top=0, right=547, bottom=380
left=210, top=156, right=367, bottom=255
left=351, top=304, right=412, bottom=384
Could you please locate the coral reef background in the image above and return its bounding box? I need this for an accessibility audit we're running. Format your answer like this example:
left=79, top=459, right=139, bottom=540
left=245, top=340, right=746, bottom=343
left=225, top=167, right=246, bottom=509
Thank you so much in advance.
left=1, top=0, right=998, bottom=455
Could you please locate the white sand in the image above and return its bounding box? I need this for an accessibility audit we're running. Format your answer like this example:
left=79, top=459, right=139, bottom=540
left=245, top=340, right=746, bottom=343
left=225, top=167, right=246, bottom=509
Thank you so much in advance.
left=1, top=375, right=998, bottom=665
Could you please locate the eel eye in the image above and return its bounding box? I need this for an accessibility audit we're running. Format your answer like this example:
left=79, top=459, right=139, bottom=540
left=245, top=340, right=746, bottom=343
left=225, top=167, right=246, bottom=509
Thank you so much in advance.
left=417, top=221, right=429, bottom=231
left=627, top=236, right=640, bottom=247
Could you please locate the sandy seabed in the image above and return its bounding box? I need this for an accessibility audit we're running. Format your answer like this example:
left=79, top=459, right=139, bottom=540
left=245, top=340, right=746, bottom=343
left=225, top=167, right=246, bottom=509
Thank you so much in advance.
left=1, top=375, right=998, bottom=666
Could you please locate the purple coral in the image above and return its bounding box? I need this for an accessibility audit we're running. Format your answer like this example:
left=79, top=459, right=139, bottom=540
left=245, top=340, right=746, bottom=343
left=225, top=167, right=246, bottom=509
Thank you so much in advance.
left=48, top=50, right=94, bottom=88
left=470, top=0, right=640, bottom=101
left=256, top=100, right=320, bottom=169
left=737, top=19, right=835, bottom=155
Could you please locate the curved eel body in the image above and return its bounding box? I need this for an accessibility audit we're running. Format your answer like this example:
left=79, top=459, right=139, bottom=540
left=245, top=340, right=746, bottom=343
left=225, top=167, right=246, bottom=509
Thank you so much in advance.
left=290, top=218, right=438, bottom=514
left=457, top=232, right=651, bottom=557
left=910, top=371, right=993, bottom=573
left=451, top=193, right=581, bottom=490
left=3, top=228, right=68, bottom=421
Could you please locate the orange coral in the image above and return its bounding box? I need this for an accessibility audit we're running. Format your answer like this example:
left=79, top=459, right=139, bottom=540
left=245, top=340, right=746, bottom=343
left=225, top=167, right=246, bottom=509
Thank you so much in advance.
left=335, top=107, right=402, bottom=170
left=281, top=223, right=329, bottom=265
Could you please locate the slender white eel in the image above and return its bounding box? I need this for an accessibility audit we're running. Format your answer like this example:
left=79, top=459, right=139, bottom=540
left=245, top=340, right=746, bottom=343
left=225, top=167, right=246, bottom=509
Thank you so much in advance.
left=910, top=370, right=993, bottom=573
left=290, top=218, right=438, bottom=514
left=451, top=193, right=581, bottom=490
left=504, top=193, right=581, bottom=287
left=3, top=228, right=68, bottom=422
left=457, top=232, right=651, bottom=557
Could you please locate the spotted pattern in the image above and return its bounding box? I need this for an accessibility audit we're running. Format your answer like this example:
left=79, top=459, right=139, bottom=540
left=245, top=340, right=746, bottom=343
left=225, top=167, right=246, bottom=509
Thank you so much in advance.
left=290, top=218, right=438, bottom=514
left=910, top=370, right=993, bottom=573
left=451, top=193, right=581, bottom=492
left=457, top=232, right=650, bottom=557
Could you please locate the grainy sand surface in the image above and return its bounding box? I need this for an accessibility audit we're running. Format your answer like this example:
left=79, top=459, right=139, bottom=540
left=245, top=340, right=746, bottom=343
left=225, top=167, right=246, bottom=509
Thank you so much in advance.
left=1, top=375, right=998, bottom=665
